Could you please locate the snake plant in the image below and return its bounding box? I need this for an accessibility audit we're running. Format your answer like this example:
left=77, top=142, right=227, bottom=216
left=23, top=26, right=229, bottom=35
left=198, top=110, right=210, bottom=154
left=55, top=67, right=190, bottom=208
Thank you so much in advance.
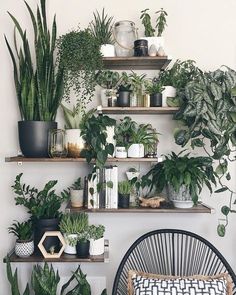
left=5, top=0, right=64, bottom=121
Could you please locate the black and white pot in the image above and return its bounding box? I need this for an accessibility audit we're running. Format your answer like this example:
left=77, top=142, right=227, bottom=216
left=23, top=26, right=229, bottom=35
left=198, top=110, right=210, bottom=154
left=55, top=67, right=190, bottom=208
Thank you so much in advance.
left=15, top=239, right=34, bottom=258
left=34, top=218, right=59, bottom=253
left=118, top=193, right=130, bottom=208
left=89, top=237, right=104, bottom=256
left=76, top=240, right=90, bottom=258
left=18, top=120, right=57, bottom=157
left=150, top=93, right=162, bottom=107
left=128, top=144, right=145, bottom=158
left=65, top=129, right=85, bottom=158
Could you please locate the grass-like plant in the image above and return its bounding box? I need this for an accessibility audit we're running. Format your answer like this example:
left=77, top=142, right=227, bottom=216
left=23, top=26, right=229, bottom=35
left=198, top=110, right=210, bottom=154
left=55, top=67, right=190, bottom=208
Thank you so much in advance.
left=8, top=220, right=33, bottom=241
left=59, top=212, right=89, bottom=235
left=5, top=0, right=64, bottom=121
left=89, top=8, right=114, bottom=45
left=118, top=180, right=132, bottom=195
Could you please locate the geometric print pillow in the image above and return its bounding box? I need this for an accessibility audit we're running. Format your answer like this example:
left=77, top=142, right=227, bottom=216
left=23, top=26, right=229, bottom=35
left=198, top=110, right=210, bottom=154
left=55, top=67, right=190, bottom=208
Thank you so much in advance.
left=128, top=270, right=232, bottom=295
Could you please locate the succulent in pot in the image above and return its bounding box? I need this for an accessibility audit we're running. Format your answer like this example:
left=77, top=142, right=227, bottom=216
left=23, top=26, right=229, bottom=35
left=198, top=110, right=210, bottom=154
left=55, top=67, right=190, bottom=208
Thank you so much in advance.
left=59, top=212, right=88, bottom=254
left=8, top=220, right=34, bottom=258
left=118, top=180, right=132, bottom=208
left=116, top=72, right=132, bottom=107
left=89, top=224, right=105, bottom=256
left=5, top=0, right=64, bottom=157
left=89, top=8, right=115, bottom=57
left=12, top=173, right=69, bottom=253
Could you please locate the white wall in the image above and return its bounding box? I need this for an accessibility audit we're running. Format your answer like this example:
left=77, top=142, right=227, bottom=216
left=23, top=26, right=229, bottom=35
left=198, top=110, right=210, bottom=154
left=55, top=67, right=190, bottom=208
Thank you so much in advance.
left=1, top=0, right=236, bottom=294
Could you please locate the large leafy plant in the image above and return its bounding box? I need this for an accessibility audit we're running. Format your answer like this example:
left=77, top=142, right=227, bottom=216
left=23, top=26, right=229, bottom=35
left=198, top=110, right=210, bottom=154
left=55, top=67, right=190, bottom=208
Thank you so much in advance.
left=12, top=173, right=69, bottom=220
left=5, top=0, right=64, bottom=121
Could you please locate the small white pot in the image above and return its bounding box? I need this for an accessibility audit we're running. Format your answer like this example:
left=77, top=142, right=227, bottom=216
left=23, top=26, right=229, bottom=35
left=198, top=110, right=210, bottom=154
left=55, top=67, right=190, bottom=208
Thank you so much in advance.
left=71, top=189, right=84, bottom=208
left=64, top=234, right=78, bottom=255
left=162, top=86, right=177, bottom=107
left=142, top=36, right=164, bottom=51
left=115, top=146, right=127, bottom=158
left=89, top=237, right=104, bottom=256
left=65, top=129, right=85, bottom=158
left=126, top=171, right=140, bottom=180
left=100, top=44, right=115, bottom=57
left=128, top=144, right=144, bottom=158
left=15, top=239, right=34, bottom=258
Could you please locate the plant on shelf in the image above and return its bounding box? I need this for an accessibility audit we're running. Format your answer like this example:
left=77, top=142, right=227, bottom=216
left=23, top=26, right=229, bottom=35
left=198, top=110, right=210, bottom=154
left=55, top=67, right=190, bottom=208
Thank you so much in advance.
left=5, top=0, right=64, bottom=157
left=173, top=66, right=236, bottom=235
left=140, top=8, right=155, bottom=37
left=115, top=116, right=136, bottom=148
left=155, top=8, right=168, bottom=37
left=76, top=227, right=91, bottom=258
left=89, top=224, right=105, bottom=256
left=118, top=180, right=132, bottom=208
left=139, top=151, right=216, bottom=208
left=57, top=28, right=103, bottom=109
left=145, top=77, right=164, bottom=107
left=89, top=225, right=105, bottom=241
left=129, top=71, right=146, bottom=107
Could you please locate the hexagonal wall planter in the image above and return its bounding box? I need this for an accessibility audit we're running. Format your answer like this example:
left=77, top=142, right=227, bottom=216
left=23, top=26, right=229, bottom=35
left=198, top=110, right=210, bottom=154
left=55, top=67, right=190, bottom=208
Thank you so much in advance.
left=38, top=231, right=66, bottom=259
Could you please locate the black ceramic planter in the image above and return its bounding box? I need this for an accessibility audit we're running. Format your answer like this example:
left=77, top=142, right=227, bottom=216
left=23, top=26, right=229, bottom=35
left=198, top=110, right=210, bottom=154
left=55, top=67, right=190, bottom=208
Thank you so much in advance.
left=18, top=120, right=57, bottom=157
left=76, top=240, right=90, bottom=258
left=117, top=91, right=130, bottom=107
left=34, top=218, right=59, bottom=253
left=118, top=193, right=130, bottom=208
left=150, top=93, right=162, bottom=107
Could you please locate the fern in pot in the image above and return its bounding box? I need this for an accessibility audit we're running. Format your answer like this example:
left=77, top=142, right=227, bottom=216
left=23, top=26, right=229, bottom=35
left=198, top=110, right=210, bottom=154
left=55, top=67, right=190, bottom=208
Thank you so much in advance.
left=89, top=224, right=105, bottom=256
left=5, top=0, right=64, bottom=157
left=8, top=220, right=34, bottom=258
left=59, top=212, right=88, bottom=255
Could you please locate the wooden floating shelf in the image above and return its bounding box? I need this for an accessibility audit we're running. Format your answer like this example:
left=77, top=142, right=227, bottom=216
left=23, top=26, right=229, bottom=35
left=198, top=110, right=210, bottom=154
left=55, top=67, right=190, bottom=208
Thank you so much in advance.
left=101, top=107, right=179, bottom=114
left=5, top=156, right=161, bottom=163
left=66, top=203, right=214, bottom=214
left=4, top=240, right=109, bottom=263
left=102, top=56, right=171, bottom=70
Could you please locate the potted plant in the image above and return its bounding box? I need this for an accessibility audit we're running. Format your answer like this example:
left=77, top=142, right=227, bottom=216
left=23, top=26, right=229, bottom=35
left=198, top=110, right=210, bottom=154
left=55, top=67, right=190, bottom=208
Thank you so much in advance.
left=118, top=180, right=132, bottom=208
left=145, top=78, right=164, bottom=107
left=57, top=28, right=103, bottom=110
left=89, top=224, right=105, bottom=256
left=96, top=70, right=121, bottom=107
left=76, top=227, right=91, bottom=258
left=70, top=177, right=84, bottom=208
left=89, top=8, right=115, bottom=57
left=116, top=72, right=132, bottom=107
left=5, top=0, right=64, bottom=157
left=61, top=104, right=86, bottom=158
left=129, top=72, right=146, bottom=107
left=59, top=212, right=88, bottom=255
left=140, top=8, right=168, bottom=51
left=141, top=151, right=216, bottom=208
left=8, top=220, right=34, bottom=258
left=11, top=173, right=69, bottom=253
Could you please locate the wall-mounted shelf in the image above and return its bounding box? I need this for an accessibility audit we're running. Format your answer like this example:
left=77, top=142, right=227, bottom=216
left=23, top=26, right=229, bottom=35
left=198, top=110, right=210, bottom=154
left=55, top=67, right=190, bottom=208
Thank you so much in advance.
left=102, top=56, right=171, bottom=70
left=5, top=156, right=161, bottom=163
left=66, top=203, right=214, bottom=214
left=4, top=240, right=109, bottom=263
left=101, top=107, right=179, bottom=115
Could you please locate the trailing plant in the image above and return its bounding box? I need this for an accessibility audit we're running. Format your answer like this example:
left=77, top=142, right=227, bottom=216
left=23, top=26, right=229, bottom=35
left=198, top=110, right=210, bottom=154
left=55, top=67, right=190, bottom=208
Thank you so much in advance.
left=59, top=212, right=89, bottom=235
left=80, top=110, right=116, bottom=169
left=12, top=173, right=69, bottom=220
left=89, top=224, right=105, bottom=240
left=139, top=151, right=216, bottom=205
left=61, top=103, right=84, bottom=129
left=8, top=220, right=33, bottom=241
left=140, top=9, right=155, bottom=37
left=70, top=177, right=82, bottom=190
left=144, top=78, right=164, bottom=94
left=5, top=0, right=64, bottom=121
left=89, top=8, right=114, bottom=45
left=31, top=263, right=60, bottom=295
left=96, top=70, right=121, bottom=89
left=57, top=28, right=103, bottom=109
left=118, top=180, right=132, bottom=195
left=155, top=8, right=168, bottom=37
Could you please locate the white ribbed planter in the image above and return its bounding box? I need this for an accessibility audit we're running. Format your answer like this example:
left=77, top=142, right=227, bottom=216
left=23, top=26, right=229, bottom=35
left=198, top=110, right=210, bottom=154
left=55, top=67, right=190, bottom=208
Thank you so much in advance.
left=65, top=129, right=85, bottom=158
left=70, top=189, right=83, bottom=208
left=89, top=237, right=104, bottom=256
left=15, top=239, right=34, bottom=258
left=100, top=44, right=115, bottom=57
left=64, top=234, right=78, bottom=254
left=128, top=144, right=144, bottom=158
left=162, top=86, right=177, bottom=107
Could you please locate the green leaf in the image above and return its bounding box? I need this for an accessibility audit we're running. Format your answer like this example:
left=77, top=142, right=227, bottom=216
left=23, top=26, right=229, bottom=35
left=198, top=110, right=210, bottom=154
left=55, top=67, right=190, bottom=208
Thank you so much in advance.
left=215, top=187, right=228, bottom=193
left=217, top=224, right=225, bottom=237
left=221, top=206, right=230, bottom=216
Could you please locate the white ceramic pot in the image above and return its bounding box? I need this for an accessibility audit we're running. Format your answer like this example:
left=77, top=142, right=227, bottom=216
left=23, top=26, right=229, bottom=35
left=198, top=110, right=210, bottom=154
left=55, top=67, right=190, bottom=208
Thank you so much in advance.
left=89, top=237, right=104, bottom=256
left=15, top=239, right=34, bottom=258
left=142, top=36, right=164, bottom=51
left=65, top=129, right=85, bottom=158
left=126, top=171, right=140, bottom=180
left=115, top=146, right=127, bottom=158
left=128, top=144, right=144, bottom=158
left=168, top=184, right=194, bottom=208
left=70, top=189, right=84, bottom=208
left=162, top=86, right=177, bottom=107
left=64, top=234, right=78, bottom=254
left=100, top=44, right=115, bottom=57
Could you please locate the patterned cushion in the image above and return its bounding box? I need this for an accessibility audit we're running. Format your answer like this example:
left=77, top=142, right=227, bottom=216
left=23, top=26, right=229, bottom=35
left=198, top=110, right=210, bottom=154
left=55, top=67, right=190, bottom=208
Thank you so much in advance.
left=128, top=270, right=232, bottom=295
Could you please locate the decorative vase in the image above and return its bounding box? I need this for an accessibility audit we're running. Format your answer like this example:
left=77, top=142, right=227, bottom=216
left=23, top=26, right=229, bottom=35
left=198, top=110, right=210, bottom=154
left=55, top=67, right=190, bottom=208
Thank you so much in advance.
left=162, top=86, right=177, bottom=107
left=65, top=129, right=85, bottom=158
left=15, top=239, right=34, bottom=258
left=89, top=237, right=104, bottom=256
left=70, top=189, right=84, bottom=208
left=64, top=233, right=78, bottom=255
left=128, top=144, right=145, bottom=158
left=118, top=193, right=130, bottom=208
left=18, top=121, right=57, bottom=157
left=150, top=93, right=162, bottom=107
left=76, top=240, right=90, bottom=258
left=100, top=44, right=115, bottom=57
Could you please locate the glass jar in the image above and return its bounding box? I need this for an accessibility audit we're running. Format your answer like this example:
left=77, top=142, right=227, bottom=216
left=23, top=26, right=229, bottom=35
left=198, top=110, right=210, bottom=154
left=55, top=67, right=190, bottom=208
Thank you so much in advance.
left=48, top=129, right=67, bottom=158
left=114, top=21, right=137, bottom=57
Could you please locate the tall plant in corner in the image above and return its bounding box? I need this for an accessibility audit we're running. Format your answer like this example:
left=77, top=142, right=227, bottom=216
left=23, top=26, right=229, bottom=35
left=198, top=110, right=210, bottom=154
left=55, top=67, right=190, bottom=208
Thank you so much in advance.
left=5, top=0, right=64, bottom=157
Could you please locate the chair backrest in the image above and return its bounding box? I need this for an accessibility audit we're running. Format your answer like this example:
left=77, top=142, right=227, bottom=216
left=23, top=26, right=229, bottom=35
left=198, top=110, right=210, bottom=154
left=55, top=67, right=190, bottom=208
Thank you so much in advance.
left=112, top=229, right=236, bottom=295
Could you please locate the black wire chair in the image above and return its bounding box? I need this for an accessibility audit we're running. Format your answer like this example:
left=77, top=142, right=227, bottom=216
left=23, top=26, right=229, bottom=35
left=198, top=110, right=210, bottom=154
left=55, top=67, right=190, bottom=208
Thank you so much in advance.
left=112, top=229, right=236, bottom=295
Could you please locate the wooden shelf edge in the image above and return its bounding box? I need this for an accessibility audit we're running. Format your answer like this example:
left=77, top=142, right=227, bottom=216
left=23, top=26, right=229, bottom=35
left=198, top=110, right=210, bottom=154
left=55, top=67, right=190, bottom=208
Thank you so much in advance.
left=101, top=107, right=179, bottom=114
left=4, top=240, right=109, bottom=263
